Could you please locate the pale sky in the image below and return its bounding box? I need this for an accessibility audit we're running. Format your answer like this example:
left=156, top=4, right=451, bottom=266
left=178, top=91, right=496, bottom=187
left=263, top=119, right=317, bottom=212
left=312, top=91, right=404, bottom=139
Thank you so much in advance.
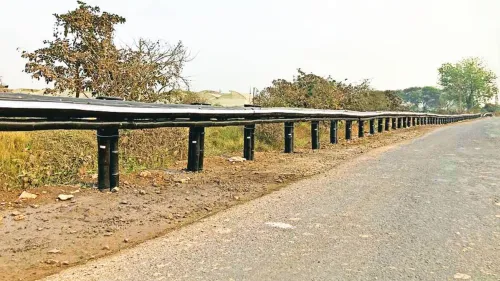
left=0, top=0, right=499, bottom=93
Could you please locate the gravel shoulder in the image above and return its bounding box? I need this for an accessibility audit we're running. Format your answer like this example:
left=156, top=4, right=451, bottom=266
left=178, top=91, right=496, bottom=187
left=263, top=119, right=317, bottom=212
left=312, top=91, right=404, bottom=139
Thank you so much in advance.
left=39, top=117, right=500, bottom=281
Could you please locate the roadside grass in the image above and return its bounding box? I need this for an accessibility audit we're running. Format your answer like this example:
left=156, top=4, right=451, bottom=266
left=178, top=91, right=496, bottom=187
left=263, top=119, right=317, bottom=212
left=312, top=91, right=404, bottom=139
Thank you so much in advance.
left=0, top=121, right=352, bottom=189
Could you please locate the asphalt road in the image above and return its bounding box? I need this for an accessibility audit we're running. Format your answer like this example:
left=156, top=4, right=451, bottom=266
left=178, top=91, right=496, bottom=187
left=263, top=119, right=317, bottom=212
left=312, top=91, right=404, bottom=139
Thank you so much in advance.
left=43, top=118, right=500, bottom=281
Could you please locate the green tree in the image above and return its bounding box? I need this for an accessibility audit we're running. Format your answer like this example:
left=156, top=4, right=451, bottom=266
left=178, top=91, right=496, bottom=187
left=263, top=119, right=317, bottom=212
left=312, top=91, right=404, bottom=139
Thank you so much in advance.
left=256, top=69, right=345, bottom=109
left=420, top=86, right=442, bottom=111
left=256, top=69, right=403, bottom=111
left=438, top=57, right=498, bottom=112
left=21, top=1, right=125, bottom=98
left=398, top=86, right=442, bottom=112
left=21, top=1, right=190, bottom=101
left=398, top=87, right=422, bottom=111
left=114, top=39, right=190, bottom=102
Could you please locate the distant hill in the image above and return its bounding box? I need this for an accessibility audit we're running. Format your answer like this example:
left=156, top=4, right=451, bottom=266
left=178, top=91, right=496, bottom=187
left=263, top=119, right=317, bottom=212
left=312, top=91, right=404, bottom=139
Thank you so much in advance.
left=201, top=90, right=251, bottom=107
left=2, top=88, right=253, bottom=107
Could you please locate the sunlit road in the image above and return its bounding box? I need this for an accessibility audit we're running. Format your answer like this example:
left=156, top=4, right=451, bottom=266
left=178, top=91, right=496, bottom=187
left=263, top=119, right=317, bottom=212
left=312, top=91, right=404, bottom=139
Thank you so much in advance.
left=43, top=118, right=500, bottom=281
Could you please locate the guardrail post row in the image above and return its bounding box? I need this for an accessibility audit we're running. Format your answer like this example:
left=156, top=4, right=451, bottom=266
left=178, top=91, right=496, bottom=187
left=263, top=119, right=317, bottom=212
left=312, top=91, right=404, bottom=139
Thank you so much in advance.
left=378, top=118, right=384, bottom=133
left=385, top=118, right=390, bottom=131
left=311, top=121, right=320, bottom=150
left=243, top=124, right=255, bottom=160
left=358, top=120, right=365, bottom=138
left=330, top=120, right=338, bottom=144
left=284, top=122, right=294, bottom=153
left=370, top=119, right=376, bottom=135
left=346, top=120, right=352, bottom=140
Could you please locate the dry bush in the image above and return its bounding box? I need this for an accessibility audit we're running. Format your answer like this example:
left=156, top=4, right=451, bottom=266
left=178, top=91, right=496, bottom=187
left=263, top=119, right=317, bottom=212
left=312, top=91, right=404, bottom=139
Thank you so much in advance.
left=120, top=127, right=188, bottom=172
left=255, top=124, right=283, bottom=151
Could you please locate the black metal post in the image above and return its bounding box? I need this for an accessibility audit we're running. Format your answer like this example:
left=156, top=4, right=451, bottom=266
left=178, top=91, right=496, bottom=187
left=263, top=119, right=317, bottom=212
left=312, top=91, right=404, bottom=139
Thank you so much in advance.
left=199, top=127, right=205, bottom=170
left=346, top=120, right=352, bottom=140
left=250, top=124, right=255, bottom=160
left=311, top=121, right=320, bottom=150
left=397, top=117, right=402, bottom=129
left=330, top=120, right=338, bottom=144
left=284, top=122, right=294, bottom=153
left=378, top=118, right=384, bottom=133
left=385, top=118, right=390, bottom=131
left=244, top=126, right=251, bottom=160
left=403, top=117, right=407, bottom=128
left=95, top=96, right=124, bottom=191
left=244, top=124, right=255, bottom=160
left=392, top=118, right=397, bottom=130
left=187, top=126, right=204, bottom=172
left=369, top=119, right=375, bottom=135
left=358, top=120, right=365, bottom=138
left=412, top=117, right=416, bottom=126
left=243, top=104, right=257, bottom=160
left=97, top=128, right=111, bottom=191
left=109, top=128, right=119, bottom=189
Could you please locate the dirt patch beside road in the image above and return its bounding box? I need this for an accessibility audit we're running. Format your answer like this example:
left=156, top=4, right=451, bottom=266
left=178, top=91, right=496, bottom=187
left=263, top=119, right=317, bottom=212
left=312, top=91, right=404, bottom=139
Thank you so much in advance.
left=0, top=125, right=436, bottom=281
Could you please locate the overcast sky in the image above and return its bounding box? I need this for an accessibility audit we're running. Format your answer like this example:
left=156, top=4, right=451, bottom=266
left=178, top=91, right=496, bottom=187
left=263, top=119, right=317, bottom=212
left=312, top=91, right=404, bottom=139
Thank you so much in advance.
left=0, top=0, right=499, bottom=93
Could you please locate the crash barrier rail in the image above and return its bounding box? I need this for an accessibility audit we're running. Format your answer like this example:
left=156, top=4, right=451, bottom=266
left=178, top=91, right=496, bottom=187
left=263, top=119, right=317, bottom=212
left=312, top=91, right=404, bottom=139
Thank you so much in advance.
left=0, top=93, right=485, bottom=191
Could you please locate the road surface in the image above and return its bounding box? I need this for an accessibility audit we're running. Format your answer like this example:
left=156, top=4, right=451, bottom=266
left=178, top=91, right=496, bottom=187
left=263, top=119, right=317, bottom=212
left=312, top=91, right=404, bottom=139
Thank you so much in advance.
left=43, top=118, right=500, bottom=281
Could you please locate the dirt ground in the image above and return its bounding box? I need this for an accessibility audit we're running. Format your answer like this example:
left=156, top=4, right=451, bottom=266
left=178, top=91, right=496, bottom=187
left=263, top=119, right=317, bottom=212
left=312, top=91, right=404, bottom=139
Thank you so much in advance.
left=0, top=124, right=439, bottom=281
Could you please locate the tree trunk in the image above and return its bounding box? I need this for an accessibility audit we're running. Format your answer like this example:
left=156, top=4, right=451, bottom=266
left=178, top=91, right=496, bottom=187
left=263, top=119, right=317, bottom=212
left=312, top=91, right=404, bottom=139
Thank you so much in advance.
left=466, top=90, right=474, bottom=111
left=75, top=64, right=81, bottom=98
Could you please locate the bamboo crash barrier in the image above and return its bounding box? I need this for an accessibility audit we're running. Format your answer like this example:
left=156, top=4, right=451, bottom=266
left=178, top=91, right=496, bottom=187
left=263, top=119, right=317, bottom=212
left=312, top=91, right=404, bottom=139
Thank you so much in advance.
left=0, top=93, right=485, bottom=191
